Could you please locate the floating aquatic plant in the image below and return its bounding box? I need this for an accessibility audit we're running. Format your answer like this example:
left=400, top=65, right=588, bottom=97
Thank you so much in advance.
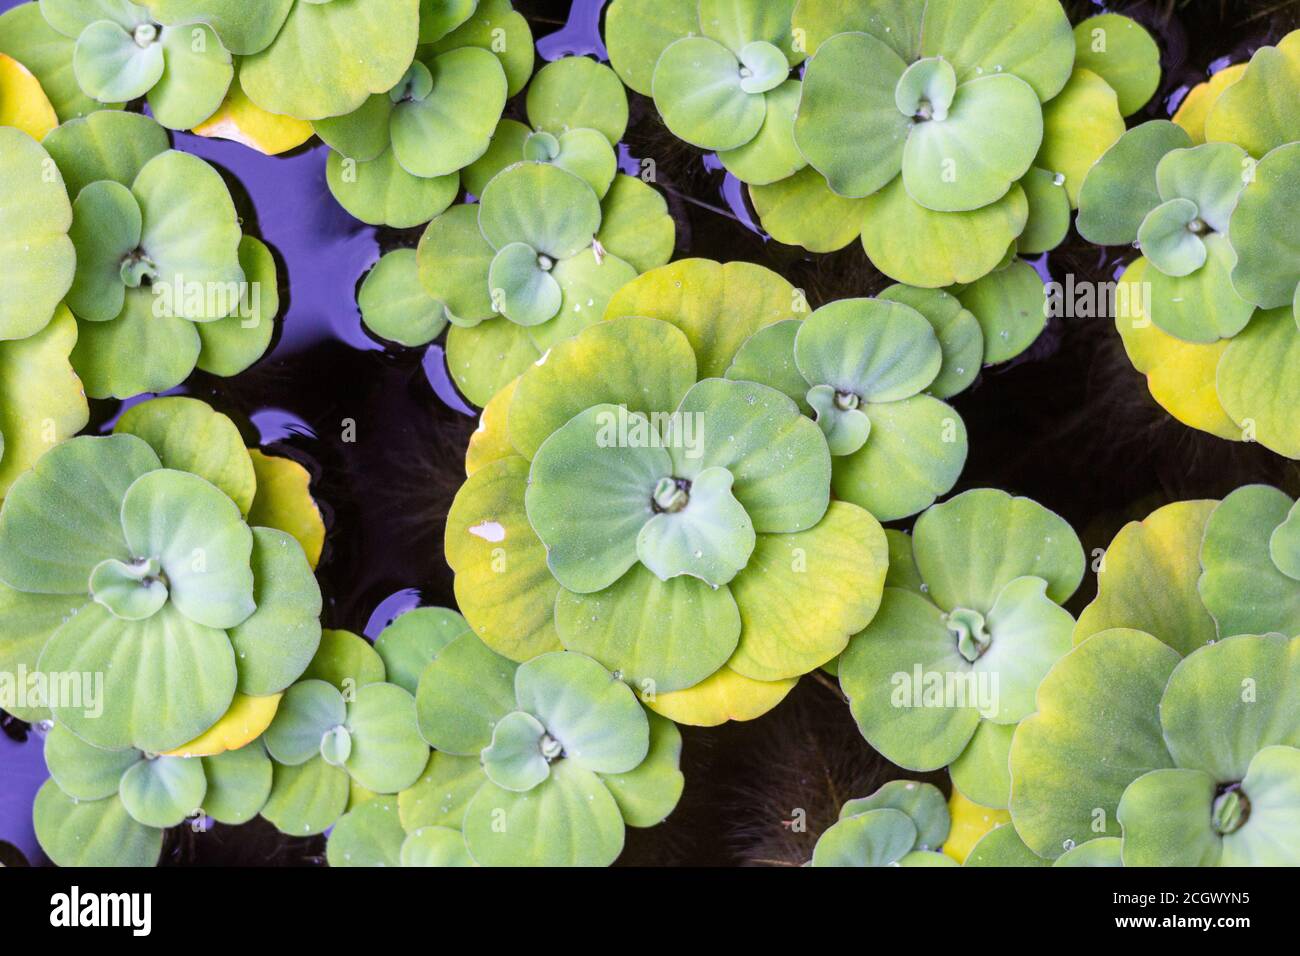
left=449, top=259, right=889, bottom=725
left=320, top=2, right=533, bottom=228
left=810, top=780, right=956, bottom=867
left=838, top=489, right=1084, bottom=809
left=0, top=397, right=324, bottom=755
left=607, top=0, right=1152, bottom=287
left=1084, top=30, right=1300, bottom=456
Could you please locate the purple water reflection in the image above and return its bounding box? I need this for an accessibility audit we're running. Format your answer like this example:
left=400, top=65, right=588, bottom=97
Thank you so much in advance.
left=536, top=0, right=607, bottom=60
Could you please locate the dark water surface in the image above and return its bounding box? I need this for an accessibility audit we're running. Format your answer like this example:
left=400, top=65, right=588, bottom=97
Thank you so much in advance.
left=2, top=0, right=1298, bottom=866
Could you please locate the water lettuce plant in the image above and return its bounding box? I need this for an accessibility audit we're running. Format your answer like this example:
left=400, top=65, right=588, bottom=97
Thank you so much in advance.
left=450, top=259, right=889, bottom=725
left=411, top=640, right=683, bottom=866
left=1083, top=30, right=1300, bottom=456
left=724, top=297, right=967, bottom=521
left=838, top=489, right=1084, bottom=809
left=607, top=0, right=1152, bottom=287
left=34, top=724, right=272, bottom=867
left=0, top=397, right=324, bottom=755
left=319, top=2, right=533, bottom=228
left=811, top=780, right=956, bottom=867
left=37, top=0, right=233, bottom=130
left=414, top=158, right=674, bottom=407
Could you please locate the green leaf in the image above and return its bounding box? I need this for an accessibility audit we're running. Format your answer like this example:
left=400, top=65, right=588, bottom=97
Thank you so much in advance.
left=791, top=0, right=922, bottom=61
left=729, top=501, right=887, bottom=681
left=793, top=30, right=908, bottom=198
left=326, top=796, right=404, bottom=867
left=397, top=750, right=483, bottom=830
left=41, top=108, right=169, bottom=200
left=71, top=287, right=200, bottom=399
left=667, top=378, right=831, bottom=534
left=89, top=556, right=167, bottom=620
left=119, top=753, right=207, bottom=827
left=389, top=47, right=506, bottom=179
left=300, top=629, right=384, bottom=692
left=604, top=0, right=697, bottom=97
left=65, top=179, right=139, bottom=324
left=114, top=395, right=255, bottom=514
left=488, top=241, right=563, bottom=327
left=976, top=576, right=1074, bottom=724
left=807, top=386, right=871, bottom=457
left=526, top=55, right=628, bottom=145
left=261, top=755, right=349, bottom=836
left=795, top=298, right=941, bottom=402
left=0, top=433, right=159, bottom=595
left=119, top=468, right=255, bottom=629
left=1156, top=142, right=1250, bottom=233
left=1229, top=141, right=1300, bottom=310
left=0, top=2, right=115, bottom=121
left=226, top=527, right=322, bottom=696
left=598, top=174, right=676, bottom=273
left=1016, top=166, right=1071, bottom=255
left=264, top=679, right=345, bottom=766
left=33, top=781, right=162, bottom=867
left=1078, top=120, right=1192, bottom=246
left=652, top=36, right=764, bottom=151
left=903, top=74, right=1042, bottom=213
left=831, top=394, right=967, bottom=522
left=604, top=259, right=799, bottom=378
left=239, top=0, right=420, bottom=121
left=462, top=759, right=624, bottom=866
left=1224, top=745, right=1300, bottom=866
left=1034, top=68, right=1125, bottom=207
left=147, top=22, right=233, bottom=130
left=1116, top=767, right=1220, bottom=866
left=327, top=147, right=458, bottom=229
left=861, top=178, right=1028, bottom=288
left=41, top=601, right=237, bottom=752
left=374, top=607, right=469, bottom=696
left=1218, top=306, right=1300, bottom=458
left=415, top=631, right=518, bottom=754
left=537, top=247, right=637, bottom=351
left=416, top=203, right=495, bottom=321
left=424, top=0, right=533, bottom=97
left=913, top=488, right=1083, bottom=613
left=142, top=0, right=292, bottom=56
left=444, top=457, right=562, bottom=660
left=195, top=235, right=279, bottom=377
left=201, top=742, right=272, bottom=824
left=0, top=307, right=88, bottom=501
left=72, top=19, right=164, bottom=104
left=1053, top=837, right=1123, bottom=867
left=877, top=285, right=983, bottom=398
left=956, top=257, right=1047, bottom=366
left=812, top=808, right=916, bottom=867
left=313, top=92, right=392, bottom=162
left=482, top=709, right=551, bottom=791
left=637, top=467, right=756, bottom=587
left=359, top=249, right=448, bottom=348
left=749, top=166, right=867, bottom=253
left=0, top=128, right=74, bottom=342
left=515, top=651, right=649, bottom=775
left=598, top=710, right=684, bottom=827
left=1199, top=486, right=1300, bottom=639
left=1204, top=31, right=1300, bottom=158
left=920, top=0, right=1074, bottom=102
left=44, top=722, right=139, bottom=800
left=1138, top=198, right=1207, bottom=278
left=1072, top=14, right=1161, bottom=117
left=1159, top=633, right=1300, bottom=781
left=1147, top=233, right=1255, bottom=342
left=1272, top=500, right=1300, bottom=582
left=1009, top=628, right=1178, bottom=858
left=963, top=822, right=1049, bottom=867
left=401, top=826, right=476, bottom=866
left=717, top=79, right=805, bottom=186
left=479, top=162, right=601, bottom=260
left=950, top=721, right=1014, bottom=809
left=555, top=564, right=739, bottom=694
left=724, top=320, right=808, bottom=410
left=345, top=681, right=428, bottom=793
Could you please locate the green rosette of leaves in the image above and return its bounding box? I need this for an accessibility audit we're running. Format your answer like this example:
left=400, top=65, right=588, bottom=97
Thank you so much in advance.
left=318, top=2, right=534, bottom=229
left=0, top=125, right=86, bottom=500
left=724, top=297, right=967, bottom=522
left=137, top=0, right=425, bottom=122
left=414, top=159, right=674, bottom=407
left=33, top=724, right=272, bottom=867
left=0, top=396, right=324, bottom=755
left=409, top=640, right=684, bottom=867
left=838, top=489, right=1084, bottom=809
left=32, top=0, right=233, bottom=130
left=614, top=0, right=1148, bottom=286
left=811, top=780, right=957, bottom=867
left=448, top=259, right=890, bottom=726
left=37, top=110, right=279, bottom=398
left=1010, top=628, right=1300, bottom=866
left=1078, top=30, right=1300, bottom=457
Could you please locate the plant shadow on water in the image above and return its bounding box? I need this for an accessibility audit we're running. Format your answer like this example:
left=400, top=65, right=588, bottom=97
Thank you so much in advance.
left=2, top=0, right=1299, bottom=866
